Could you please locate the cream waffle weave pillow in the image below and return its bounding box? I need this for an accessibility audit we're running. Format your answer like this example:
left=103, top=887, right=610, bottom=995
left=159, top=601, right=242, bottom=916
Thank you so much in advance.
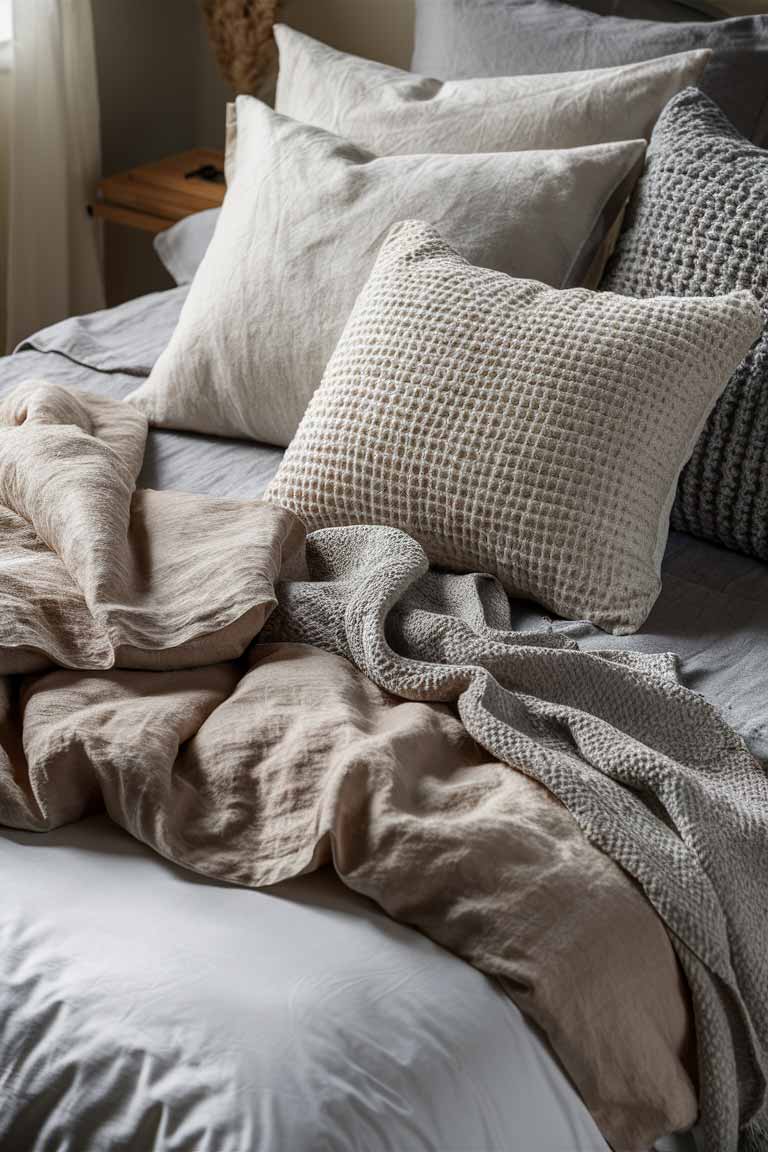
left=266, top=221, right=762, bottom=633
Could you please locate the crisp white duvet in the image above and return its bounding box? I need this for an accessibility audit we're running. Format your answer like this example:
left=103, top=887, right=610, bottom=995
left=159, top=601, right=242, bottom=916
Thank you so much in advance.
left=0, top=818, right=610, bottom=1152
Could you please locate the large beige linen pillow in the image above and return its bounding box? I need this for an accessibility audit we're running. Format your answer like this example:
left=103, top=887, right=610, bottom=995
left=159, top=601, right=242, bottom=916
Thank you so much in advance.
left=266, top=221, right=762, bottom=634
left=274, top=24, right=709, bottom=154
left=128, top=99, right=645, bottom=447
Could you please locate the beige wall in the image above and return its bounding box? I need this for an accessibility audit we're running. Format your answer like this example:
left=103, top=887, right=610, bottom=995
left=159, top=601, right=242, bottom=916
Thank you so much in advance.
left=284, top=0, right=414, bottom=66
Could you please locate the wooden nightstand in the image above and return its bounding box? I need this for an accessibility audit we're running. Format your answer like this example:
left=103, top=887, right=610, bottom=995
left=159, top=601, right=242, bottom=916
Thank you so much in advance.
left=92, top=149, right=226, bottom=235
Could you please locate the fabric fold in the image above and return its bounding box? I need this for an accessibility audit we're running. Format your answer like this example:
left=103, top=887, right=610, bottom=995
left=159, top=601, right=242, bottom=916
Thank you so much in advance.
left=0, top=382, right=305, bottom=671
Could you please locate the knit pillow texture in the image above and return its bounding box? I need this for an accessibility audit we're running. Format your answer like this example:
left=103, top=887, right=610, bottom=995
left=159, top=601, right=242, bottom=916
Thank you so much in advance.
left=266, top=221, right=761, bottom=634
left=602, top=88, right=768, bottom=560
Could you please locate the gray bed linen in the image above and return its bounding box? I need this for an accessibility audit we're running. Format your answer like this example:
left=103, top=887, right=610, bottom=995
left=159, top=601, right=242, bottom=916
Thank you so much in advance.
left=8, top=288, right=768, bottom=763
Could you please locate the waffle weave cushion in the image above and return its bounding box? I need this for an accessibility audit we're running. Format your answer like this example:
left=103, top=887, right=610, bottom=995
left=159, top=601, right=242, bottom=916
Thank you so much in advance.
left=266, top=221, right=761, bottom=634
left=602, top=88, right=768, bottom=561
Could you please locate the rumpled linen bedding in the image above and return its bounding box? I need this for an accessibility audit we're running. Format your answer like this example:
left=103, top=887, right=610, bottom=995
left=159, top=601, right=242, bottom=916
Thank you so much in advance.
left=2, top=291, right=768, bottom=1152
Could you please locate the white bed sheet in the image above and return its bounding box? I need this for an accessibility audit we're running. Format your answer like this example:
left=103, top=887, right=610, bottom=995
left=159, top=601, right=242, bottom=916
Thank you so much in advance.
left=1, top=817, right=612, bottom=1152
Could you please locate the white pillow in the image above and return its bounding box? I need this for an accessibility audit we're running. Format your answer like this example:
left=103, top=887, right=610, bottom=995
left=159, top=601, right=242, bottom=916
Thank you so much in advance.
left=129, top=99, right=645, bottom=447
left=274, top=24, right=709, bottom=153
left=265, top=221, right=762, bottom=633
left=154, top=208, right=221, bottom=286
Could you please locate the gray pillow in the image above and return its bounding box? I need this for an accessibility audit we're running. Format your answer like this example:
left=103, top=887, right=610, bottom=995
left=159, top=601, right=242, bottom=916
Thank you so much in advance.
left=412, top=0, right=768, bottom=145
left=602, top=88, right=768, bottom=561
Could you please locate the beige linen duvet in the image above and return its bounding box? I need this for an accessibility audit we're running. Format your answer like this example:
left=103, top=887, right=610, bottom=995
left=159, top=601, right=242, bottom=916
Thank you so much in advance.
left=3, top=379, right=767, bottom=1151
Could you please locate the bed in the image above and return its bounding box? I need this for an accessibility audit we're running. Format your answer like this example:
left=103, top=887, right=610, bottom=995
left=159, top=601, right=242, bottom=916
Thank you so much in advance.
left=2, top=286, right=766, bottom=1151
left=4, top=0, right=768, bottom=1144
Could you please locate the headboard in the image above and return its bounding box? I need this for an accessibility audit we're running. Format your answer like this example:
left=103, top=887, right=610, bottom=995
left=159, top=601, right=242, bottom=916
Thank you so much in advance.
left=201, top=0, right=765, bottom=96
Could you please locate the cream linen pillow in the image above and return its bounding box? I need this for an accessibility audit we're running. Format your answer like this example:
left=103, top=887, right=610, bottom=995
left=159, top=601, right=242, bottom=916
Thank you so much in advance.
left=266, top=221, right=762, bottom=634
left=128, top=99, right=645, bottom=447
left=274, top=24, right=709, bottom=154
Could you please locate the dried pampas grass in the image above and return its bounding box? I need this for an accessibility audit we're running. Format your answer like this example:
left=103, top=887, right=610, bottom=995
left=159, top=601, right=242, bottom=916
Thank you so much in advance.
left=201, top=0, right=281, bottom=97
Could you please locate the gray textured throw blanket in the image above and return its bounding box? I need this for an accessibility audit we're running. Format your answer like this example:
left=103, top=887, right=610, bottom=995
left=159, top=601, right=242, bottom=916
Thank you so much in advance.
left=267, top=536, right=768, bottom=1152
left=1, top=381, right=767, bottom=1151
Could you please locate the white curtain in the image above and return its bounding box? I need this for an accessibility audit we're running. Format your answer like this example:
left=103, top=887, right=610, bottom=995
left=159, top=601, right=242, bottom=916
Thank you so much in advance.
left=6, top=0, right=104, bottom=350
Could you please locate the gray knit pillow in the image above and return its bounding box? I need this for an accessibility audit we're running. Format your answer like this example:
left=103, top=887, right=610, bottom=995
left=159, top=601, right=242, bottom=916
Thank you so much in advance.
left=602, top=88, right=768, bottom=560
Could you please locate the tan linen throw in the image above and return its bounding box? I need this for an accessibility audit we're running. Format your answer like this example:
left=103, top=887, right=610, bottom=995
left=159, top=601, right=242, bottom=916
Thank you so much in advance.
left=0, top=381, right=304, bottom=672
left=1, top=382, right=767, bottom=1151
